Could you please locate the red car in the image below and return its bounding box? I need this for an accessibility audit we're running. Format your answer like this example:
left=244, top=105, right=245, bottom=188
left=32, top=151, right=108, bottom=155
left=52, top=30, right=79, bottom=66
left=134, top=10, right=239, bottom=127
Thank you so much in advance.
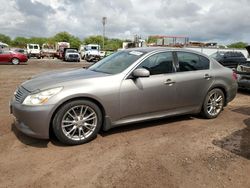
left=0, top=49, right=28, bottom=65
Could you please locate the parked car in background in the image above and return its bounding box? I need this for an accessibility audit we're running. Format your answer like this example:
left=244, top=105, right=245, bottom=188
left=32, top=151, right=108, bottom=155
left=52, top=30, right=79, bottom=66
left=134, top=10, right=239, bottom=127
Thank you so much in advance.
left=0, top=49, right=28, bottom=65
left=10, top=47, right=237, bottom=145
left=27, top=44, right=41, bottom=59
left=13, top=48, right=28, bottom=56
left=210, top=51, right=247, bottom=68
left=236, top=62, right=250, bottom=89
left=64, top=48, right=80, bottom=62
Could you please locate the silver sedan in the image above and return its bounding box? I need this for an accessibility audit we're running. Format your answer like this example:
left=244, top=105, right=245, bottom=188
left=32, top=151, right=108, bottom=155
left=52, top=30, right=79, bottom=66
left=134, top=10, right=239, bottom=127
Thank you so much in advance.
left=10, top=47, right=238, bottom=145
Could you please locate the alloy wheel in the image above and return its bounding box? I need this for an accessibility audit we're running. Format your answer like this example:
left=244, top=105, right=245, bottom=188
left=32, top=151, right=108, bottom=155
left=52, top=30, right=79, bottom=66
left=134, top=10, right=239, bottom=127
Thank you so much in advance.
left=206, top=91, right=224, bottom=116
left=61, top=105, right=97, bottom=141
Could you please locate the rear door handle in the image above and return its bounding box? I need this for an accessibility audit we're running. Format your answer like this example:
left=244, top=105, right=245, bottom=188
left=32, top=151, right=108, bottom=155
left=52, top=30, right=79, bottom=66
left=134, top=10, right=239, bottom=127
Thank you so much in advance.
left=204, top=74, right=212, bottom=80
left=164, top=79, right=175, bottom=85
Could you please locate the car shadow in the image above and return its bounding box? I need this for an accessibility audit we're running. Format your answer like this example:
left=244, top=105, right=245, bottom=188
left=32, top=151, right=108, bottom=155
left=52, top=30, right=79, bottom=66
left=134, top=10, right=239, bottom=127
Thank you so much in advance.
left=232, top=107, right=250, bottom=116
left=238, top=89, right=250, bottom=95
left=11, top=115, right=194, bottom=147
left=213, top=118, right=250, bottom=160
left=11, top=123, right=50, bottom=148
left=100, top=115, right=193, bottom=137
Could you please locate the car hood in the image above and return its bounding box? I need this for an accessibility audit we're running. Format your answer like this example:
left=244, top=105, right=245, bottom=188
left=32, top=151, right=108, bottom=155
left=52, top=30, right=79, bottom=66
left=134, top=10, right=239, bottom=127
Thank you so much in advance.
left=22, top=68, right=109, bottom=92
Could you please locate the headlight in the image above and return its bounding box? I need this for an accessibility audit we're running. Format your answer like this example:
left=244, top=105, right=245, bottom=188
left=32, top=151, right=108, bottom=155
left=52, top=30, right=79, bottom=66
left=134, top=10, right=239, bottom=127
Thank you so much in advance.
left=23, top=87, right=63, bottom=106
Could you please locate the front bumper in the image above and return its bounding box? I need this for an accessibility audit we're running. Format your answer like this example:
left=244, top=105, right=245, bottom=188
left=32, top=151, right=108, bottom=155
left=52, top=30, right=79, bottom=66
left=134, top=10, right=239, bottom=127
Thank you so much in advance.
left=65, top=57, right=80, bottom=62
left=10, top=100, right=54, bottom=139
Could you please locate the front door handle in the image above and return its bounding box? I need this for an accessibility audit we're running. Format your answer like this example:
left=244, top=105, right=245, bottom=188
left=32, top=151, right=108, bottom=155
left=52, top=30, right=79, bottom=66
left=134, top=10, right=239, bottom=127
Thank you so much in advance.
left=164, top=79, right=175, bottom=86
left=204, top=74, right=212, bottom=80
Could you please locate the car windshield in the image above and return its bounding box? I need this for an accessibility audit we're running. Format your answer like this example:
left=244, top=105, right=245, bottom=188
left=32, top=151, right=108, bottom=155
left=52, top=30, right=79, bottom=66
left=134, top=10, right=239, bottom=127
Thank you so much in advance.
left=89, top=50, right=145, bottom=74
left=67, top=49, right=77, bottom=53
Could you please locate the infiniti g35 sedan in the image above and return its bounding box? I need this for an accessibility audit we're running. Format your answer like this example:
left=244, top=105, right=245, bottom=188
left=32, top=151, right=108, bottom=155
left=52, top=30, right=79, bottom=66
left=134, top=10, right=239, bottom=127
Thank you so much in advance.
left=10, top=48, right=238, bottom=145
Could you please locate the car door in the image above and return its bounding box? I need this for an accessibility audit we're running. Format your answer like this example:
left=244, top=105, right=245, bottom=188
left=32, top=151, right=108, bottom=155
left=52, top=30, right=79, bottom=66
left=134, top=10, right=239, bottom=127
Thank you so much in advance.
left=173, top=51, right=214, bottom=109
left=0, top=50, right=11, bottom=63
left=120, top=51, right=177, bottom=120
left=0, top=49, right=3, bottom=63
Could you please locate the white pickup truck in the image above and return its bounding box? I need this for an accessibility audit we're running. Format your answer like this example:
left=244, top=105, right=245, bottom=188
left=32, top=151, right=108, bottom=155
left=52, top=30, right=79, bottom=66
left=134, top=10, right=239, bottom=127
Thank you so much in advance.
left=27, top=44, right=41, bottom=59
left=80, top=44, right=101, bottom=62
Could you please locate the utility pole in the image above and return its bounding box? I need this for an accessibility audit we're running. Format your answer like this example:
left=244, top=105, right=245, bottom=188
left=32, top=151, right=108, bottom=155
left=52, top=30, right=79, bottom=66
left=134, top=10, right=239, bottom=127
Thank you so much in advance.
left=102, top=17, right=107, bottom=50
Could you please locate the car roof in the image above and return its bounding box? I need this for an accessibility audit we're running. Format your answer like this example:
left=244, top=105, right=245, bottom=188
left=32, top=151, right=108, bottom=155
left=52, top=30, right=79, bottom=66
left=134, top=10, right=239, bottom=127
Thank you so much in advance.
left=123, top=47, right=209, bottom=58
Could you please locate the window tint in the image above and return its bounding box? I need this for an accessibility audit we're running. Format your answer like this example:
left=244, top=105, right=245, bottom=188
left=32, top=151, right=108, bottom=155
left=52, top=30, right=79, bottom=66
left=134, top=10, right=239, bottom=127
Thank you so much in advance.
left=137, top=52, right=174, bottom=75
left=177, top=52, right=209, bottom=72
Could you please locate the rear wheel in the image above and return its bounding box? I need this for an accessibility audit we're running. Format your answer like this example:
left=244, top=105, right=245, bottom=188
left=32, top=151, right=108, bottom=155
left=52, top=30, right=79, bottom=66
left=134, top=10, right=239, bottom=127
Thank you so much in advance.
left=52, top=100, right=102, bottom=145
left=11, top=58, right=20, bottom=65
left=201, top=88, right=225, bottom=119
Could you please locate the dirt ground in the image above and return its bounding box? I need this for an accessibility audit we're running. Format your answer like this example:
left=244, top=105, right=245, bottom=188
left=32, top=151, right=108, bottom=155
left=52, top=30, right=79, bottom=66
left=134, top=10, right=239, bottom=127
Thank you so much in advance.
left=0, top=59, right=250, bottom=188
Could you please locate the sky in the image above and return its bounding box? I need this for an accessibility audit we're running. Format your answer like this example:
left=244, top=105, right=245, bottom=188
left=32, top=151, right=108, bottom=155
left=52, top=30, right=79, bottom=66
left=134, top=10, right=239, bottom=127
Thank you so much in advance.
left=0, top=0, right=249, bottom=44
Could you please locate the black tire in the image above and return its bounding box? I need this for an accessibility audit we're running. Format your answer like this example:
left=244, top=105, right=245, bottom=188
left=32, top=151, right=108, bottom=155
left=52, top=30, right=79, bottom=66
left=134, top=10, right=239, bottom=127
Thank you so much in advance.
left=201, top=88, right=225, bottom=119
left=52, top=100, right=102, bottom=145
left=11, top=58, right=20, bottom=65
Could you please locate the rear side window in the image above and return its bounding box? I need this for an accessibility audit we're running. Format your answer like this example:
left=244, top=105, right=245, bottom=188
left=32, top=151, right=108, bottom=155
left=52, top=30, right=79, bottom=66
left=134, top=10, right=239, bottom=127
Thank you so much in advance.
left=137, top=52, right=174, bottom=75
left=177, top=52, right=209, bottom=72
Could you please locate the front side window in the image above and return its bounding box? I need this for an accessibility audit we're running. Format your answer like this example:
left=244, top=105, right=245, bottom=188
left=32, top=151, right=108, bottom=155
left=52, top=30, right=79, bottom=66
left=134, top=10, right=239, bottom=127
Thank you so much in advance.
left=137, top=52, right=174, bottom=75
left=177, top=52, right=209, bottom=72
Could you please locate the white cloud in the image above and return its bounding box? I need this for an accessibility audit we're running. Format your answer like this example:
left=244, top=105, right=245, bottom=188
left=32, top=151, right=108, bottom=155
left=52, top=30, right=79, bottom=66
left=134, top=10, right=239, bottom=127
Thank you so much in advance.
left=0, top=0, right=249, bottom=44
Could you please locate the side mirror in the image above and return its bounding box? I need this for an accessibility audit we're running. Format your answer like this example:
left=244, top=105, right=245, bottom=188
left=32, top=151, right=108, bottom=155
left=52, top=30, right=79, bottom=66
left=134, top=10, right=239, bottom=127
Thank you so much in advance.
left=132, top=68, right=150, bottom=78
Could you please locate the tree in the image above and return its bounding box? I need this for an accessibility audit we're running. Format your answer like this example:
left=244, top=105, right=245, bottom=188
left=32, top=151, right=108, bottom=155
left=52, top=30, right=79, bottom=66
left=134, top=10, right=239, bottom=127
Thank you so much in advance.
left=147, top=36, right=158, bottom=44
left=227, top=42, right=248, bottom=49
left=0, top=33, right=11, bottom=45
left=12, top=37, right=28, bottom=48
left=104, top=38, right=123, bottom=51
left=53, top=32, right=81, bottom=48
left=83, top=36, right=123, bottom=50
left=29, top=37, right=47, bottom=47
left=83, top=35, right=104, bottom=46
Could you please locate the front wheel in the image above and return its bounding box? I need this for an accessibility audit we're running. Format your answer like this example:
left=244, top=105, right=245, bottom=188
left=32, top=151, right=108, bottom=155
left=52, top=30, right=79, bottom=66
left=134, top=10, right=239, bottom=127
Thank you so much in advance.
left=201, top=88, right=225, bottom=119
left=52, top=100, right=102, bottom=145
left=11, top=58, right=20, bottom=65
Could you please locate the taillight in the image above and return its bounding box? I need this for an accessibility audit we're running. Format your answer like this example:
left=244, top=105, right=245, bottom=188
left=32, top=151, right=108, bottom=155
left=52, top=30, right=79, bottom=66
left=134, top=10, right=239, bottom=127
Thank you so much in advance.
left=232, top=71, right=238, bottom=80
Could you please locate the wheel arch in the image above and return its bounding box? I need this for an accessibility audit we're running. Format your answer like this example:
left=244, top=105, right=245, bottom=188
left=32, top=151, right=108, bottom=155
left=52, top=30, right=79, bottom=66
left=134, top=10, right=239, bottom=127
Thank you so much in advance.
left=49, top=96, right=106, bottom=138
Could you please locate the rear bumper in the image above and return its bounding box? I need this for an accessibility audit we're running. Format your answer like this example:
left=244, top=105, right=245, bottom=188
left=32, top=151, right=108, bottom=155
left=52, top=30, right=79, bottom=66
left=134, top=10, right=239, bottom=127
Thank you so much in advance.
left=10, top=100, right=53, bottom=139
left=226, top=82, right=238, bottom=103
